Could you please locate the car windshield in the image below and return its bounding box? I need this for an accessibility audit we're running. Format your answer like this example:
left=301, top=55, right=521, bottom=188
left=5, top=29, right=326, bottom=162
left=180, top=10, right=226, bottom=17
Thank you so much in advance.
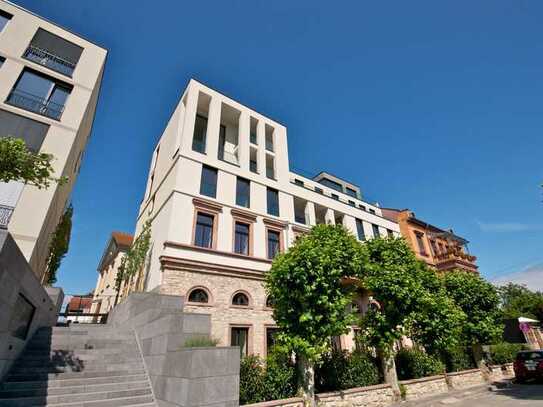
left=517, top=351, right=543, bottom=361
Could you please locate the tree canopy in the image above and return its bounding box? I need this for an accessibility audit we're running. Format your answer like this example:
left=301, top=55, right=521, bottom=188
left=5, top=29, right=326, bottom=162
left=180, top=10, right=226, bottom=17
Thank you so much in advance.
left=0, top=137, right=65, bottom=188
left=498, top=283, right=543, bottom=321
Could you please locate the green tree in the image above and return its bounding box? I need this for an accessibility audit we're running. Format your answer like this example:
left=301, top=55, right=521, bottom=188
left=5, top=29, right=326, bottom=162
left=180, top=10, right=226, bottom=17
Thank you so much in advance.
left=0, top=137, right=66, bottom=188
left=114, top=220, right=152, bottom=304
left=441, top=271, right=503, bottom=371
left=45, top=205, right=73, bottom=284
left=498, top=283, right=543, bottom=321
left=357, top=237, right=464, bottom=396
left=265, top=224, right=366, bottom=403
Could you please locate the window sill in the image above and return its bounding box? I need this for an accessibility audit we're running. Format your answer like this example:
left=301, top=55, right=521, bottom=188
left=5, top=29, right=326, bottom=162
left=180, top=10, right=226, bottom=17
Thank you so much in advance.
left=230, top=305, right=253, bottom=310
left=186, top=302, right=214, bottom=308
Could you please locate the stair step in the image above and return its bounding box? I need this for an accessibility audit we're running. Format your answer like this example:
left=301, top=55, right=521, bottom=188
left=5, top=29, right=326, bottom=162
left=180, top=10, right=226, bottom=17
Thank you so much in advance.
left=1, top=374, right=148, bottom=390
left=25, top=340, right=138, bottom=351
left=0, top=387, right=152, bottom=406
left=39, top=394, right=155, bottom=407
left=9, top=361, right=144, bottom=375
left=0, top=380, right=150, bottom=398
left=5, top=368, right=146, bottom=382
left=14, top=355, right=142, bottom=367
left=21, top=347, right=139, bottom=358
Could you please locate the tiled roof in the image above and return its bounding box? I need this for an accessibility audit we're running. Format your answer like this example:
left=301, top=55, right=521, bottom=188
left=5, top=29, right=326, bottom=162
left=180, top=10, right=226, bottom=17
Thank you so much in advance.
left=111, top=231, right=133, bottom=248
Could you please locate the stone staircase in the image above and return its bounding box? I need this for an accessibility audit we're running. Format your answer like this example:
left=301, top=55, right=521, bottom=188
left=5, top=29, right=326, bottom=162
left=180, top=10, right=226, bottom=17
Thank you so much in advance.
left=0, top=325, right=156, bottom=406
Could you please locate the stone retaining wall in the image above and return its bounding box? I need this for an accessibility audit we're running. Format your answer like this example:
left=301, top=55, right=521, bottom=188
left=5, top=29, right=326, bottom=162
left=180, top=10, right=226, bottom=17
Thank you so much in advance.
left=400, top=375, right=448, bottom=401
left=503, top=363, right=514, bottom=377
left=446, top=369, right=485, bottom=389
left=243, top=397, right=304, bottom=407
left=316, top=383, right=395, bottom=407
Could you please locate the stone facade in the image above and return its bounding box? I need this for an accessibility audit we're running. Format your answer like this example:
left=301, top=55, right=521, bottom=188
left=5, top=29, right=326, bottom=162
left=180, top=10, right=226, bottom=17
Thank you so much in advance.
left=400, top=375, right=449, bottom=401
left=446, top=369, right=485, bottom=389
left=315, top=383, right=395, bottom=407
left=243, top=397, right=304, bottom=407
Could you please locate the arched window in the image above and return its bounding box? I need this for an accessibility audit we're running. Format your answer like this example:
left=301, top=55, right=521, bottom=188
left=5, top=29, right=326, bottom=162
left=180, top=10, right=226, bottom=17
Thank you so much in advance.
left=232, top=292, right=249, bottom=306
left=188, top=288, right=209, bottom=304
left=266, top=296, right=274, bottom=308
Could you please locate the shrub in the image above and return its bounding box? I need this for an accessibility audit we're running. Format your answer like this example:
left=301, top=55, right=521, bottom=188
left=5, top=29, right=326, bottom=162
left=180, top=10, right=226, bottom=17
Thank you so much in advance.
left=438, top=347, right=476, bottom=372
left=239, top=351, right=297, bottom=405
left=489, top=342, right=524, bottom=365
left=395, top=347, right=445, bottom=380
left=182, top=337, right=219, bottom=348
left=315, top=350, right=380, bottom=392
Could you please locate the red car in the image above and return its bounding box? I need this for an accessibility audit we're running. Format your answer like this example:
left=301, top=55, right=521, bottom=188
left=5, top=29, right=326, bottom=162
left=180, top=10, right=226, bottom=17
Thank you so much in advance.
left=513, top=350, right=543, bottom=383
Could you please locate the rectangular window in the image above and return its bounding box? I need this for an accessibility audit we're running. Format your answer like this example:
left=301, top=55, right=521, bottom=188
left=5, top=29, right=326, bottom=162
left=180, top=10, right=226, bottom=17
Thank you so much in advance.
left=346, top=187, right=357, bottom=198
left=7, top=69, right=72, bottom=120
left=331, top=193, right=339, bottom=201
left=359, top=205, right=366, bottom=211
left=0, top=10, right=12, bottom=32
left=387, top=229, right=393, bottom=238
left=200, top=165, right=217, bottom=198
left=372, top=224, right=380, bottom=238
left=415, top=232, right=427, bottom=255
left=192, top=114, right=207, bottom=153
left=250, top=132, right=257, bottom=145
left=250, top=158, right=258, bottom=173
left=369, top=208, right=376, bottom=215
left=315, top=187, right=323, bottom=195
left=235, top=177, right=250, bottom=208
left=319, top=178, right=343, bottom=193
left=294, top=179, right=304, bottom=187
left=356, top=219, right=366, bottom=241
left=266, top=188, right=279, bottom=216
left=267, top=230, right=281, bottom=259
left=24, top=28, right=83, bottom=77
left=266, top=327, right=280, bottom=355
left=348, top=200, right=355, bottom=207
left=0, top=109, right=49, bottom=152
left=231, top=327, right=249, bottom=357
left=194, top=213, right=214, bottom=248
left=234, top=222, right=250, bottom=255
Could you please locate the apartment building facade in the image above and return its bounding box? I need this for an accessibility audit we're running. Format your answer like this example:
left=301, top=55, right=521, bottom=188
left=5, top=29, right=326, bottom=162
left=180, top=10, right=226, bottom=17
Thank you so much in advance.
left=381, top=208, right=478, bottom=273
left=90, top=232, right=133, bottom=315
left=0, top=1, right=107, bottom=281
left=131, top=79, right=400, bottom=356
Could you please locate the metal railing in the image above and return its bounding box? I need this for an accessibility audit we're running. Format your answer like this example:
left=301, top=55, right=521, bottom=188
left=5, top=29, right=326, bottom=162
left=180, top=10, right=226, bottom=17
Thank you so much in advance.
left=7, top=89, right=64, bottom=120
left=57, top=312, right=109, bottom=325
left=23, top=45, right=76, bottom=77
left=0, top=204, right=14, bottom=229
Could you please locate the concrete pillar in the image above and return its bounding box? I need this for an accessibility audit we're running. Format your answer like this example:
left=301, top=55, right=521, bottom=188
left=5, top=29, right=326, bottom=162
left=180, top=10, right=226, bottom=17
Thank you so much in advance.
left=342, top=215, right=357, bottom=236
left=174, top=100, right=186, bottom=154
left=179, top=86, right=198, bottom=153
left=257, top=120, right=266, bottom=176
left=305, top=201, right=316, bottom=226
left=325, top=209, right=335, bottom=225
left=206, top=96, right=221, bottom=160
left=238, top=111, right=250, bottom=171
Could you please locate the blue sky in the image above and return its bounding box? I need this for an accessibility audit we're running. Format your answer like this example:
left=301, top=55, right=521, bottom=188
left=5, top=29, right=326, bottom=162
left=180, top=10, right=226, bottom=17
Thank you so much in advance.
left=14, top=0, right=543, bottom=294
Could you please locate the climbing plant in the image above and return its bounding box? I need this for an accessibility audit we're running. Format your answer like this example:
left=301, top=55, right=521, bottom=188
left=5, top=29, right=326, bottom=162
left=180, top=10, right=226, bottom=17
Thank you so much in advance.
left=45, top=204, right=73, bottom=284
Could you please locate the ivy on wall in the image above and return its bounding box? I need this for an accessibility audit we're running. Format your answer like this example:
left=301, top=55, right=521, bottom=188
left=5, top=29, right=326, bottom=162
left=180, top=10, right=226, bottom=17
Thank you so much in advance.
left=45, top=204, right=73, bottom=285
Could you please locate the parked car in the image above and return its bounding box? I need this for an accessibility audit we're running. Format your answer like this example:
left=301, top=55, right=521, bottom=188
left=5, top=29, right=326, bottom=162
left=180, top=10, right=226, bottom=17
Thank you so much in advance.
left=513, top=350, right=543, bottom=382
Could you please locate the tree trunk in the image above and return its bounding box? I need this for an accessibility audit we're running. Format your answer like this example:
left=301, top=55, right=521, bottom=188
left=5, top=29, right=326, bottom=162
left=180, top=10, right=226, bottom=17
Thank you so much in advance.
left=472, top=344, right=490, bottom=381
left=297, top=354, right=315, bottom=407
left=379, top=349, right=401, bottom=400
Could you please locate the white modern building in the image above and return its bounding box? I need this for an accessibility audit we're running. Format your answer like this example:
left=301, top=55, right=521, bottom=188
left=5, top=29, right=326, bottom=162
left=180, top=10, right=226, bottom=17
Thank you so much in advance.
left=0, top=1, right=107, bottom=281
left=132, top=79, right=400, bottom=356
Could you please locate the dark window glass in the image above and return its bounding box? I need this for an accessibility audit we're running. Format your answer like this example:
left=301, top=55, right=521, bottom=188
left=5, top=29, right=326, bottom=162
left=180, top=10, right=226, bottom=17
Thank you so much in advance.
left=346, top=187, right=357, bottom=198
left=231, top=327, right=249, bottom=357
left=369, top=208, right=376, bottom=215
left=200, top=165, right=217, bottom=198
left=294, top=179, right=304, bottom=187
left=267, top=230, right=280, bottom=259
left=250, top=158, right=258, bottom=173
left=217, top=124, right=227, bottom=161
left=7, top=69, right=72, bottom=120
left=372, top=224, right=380, bottom=238
left=236, top=177, right=250, bottom=207
left=232, top=292, right=249, bottom=306
left=250, top=132, right=257, bottom=144
left=266, top=188, right=279, bottom=216
left=315, top=187, right=323, bottom=194
left=359, top=204, right=366, bottom=211
left=331, top=194, right=339, bottom=201
left=266, top=328, right=280, bottom=355
left=194, top=213, right=214, bottom=248
left=265, top=132, right=274, bottom=151
left=348, top=200, right=355, bottom=207
left=266, top=296, right=275, bottom=308
left=188, top=289, right=209, bottom=303
left=319, top=178, right=343, bottom=193
left=415, top=232, right=427, bottom=255
left=387, top=229, right=394, bottom=238
left=234, top=222, right=250, bottom=255
left=24, top=29, right=83, bottom=77
left=356, top=219, right=365, bottom=241
left=294, top=201, right=306, bottom=224
left=192, top=114, right=207, bottom=153
left=0, top=10, right=12, bottom=32
left=0, top=109, right=49, bottom=152
left=0, top=56, right=4, bottom=68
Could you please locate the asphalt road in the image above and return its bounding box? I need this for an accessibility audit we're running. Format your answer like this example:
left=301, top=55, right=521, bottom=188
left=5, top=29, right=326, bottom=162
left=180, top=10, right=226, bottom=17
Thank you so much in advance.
left=408, top=384, right=543, bottom=407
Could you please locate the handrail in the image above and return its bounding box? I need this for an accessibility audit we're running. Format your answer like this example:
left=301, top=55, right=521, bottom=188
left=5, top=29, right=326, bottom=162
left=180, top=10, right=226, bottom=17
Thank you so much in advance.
left=7, top=88, right=64, bottom=120
left=23, top=44, right=76, bottom=76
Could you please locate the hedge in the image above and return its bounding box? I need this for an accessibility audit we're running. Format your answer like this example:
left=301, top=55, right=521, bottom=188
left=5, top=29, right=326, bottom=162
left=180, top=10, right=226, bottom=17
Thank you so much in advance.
left=395, top=347, right=445, bottom=380
left=489, top=342, right=525, bottom=365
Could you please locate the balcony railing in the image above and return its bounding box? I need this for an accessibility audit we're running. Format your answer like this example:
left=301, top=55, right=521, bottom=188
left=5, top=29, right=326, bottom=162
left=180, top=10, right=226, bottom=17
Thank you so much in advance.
left=0, top=205, right=14, bottom=229
left=435, top=247, right=477, bottom=265
left=23, top=45, right=76, bottom=77
left=6, top=89, right=64, bottom=120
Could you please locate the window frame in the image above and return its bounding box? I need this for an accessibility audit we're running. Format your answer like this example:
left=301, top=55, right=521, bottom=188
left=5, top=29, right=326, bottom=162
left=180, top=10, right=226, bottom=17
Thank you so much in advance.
left=191, top=198, right=222, bottom=250
left=199, top=164, right=218, bottom=198
left=235, top=177, right=250, bottom=208
left=230, top=208, right=257, bottom=257
left=266, top=187, right=280, bottom=217
left=233, top=221, right=251, bottom=256
left=371, top=224, right=381, bottom=238
left=193, top=212, right=215, bottom=249
left=356, top=219, right=366, bottom=241
left=231, top=290, right=252, bottom=308
left=186, top=286, right=212, bottom=306
left=0, top=10, right=12, bottom=33
left=230, top=325, right=251, bottom=357
left=266, top=227, right=282, bottom=260
left=192, top=114, right=208, bottom=153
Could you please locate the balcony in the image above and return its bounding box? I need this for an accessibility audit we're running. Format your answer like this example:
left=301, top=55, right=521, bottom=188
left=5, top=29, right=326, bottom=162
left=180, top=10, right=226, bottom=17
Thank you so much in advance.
left=435, top=247, right=478, bottom=273
left=7, top=89, right=64, bottom=120
left=0, top=205, right=14, bottom=229
left=23, top=45, right=76, bottom=77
